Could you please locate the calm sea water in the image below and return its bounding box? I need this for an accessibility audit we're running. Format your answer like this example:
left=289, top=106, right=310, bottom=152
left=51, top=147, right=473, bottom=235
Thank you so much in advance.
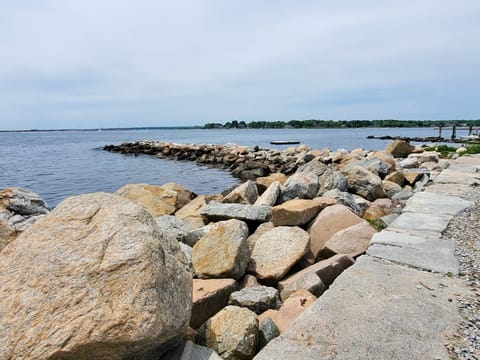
left=0, top=127, right=446, bottom=207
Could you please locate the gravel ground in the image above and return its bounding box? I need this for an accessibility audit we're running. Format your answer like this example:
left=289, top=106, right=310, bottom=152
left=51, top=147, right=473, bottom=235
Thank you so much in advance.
left=444, top=187, right=480, bottom=360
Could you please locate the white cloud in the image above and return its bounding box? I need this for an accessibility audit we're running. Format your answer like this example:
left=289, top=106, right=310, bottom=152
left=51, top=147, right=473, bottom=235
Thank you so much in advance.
left=0, top=0, right=479, bottom=129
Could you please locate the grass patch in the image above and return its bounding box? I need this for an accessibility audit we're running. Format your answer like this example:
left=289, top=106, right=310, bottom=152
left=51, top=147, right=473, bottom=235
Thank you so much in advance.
left=366, top=218, right=387, bottom=231
left=465, top=144, right=480, bottom=154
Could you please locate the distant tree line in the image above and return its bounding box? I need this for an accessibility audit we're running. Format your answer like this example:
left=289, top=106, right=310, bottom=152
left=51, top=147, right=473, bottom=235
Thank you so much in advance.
left=203, top=119, right=480, bottom=129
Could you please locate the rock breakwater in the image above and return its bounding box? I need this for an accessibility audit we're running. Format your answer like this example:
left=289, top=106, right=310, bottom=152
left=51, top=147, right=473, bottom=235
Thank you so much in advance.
left=1, top=140, right=473, bottom=359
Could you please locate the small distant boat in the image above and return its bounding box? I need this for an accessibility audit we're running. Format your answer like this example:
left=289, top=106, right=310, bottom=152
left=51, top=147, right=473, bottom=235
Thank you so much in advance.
left=270, top=140, right=300, bottom=145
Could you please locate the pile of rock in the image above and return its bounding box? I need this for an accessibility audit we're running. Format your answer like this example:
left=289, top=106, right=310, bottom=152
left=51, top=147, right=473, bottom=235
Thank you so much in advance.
left=104, top=141, right=324, bottom=179
left=0, top=140, right=448, bottom=359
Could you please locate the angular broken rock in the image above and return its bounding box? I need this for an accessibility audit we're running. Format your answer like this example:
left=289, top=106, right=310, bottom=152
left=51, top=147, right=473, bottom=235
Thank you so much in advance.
left=385, top=171, right=406, bottom=186
left=280, top=171, right=319, bottom=202
left=306, top=204, right=363, bottom=264
left=228, top=285, right=280, bottom=314
left=0, top=192, right=192, bottom=359
left=250, top=226, right=310, bottom=283
left=191, top=278, right=237, bottom=329
left=385, top=139, right=414, bottom=158
left=192, top=219, right=250, bottom=279
left=115, top=183, right=178, bottom=216
left=162, top=340, right=223, bottom=360
left=223, top=180, right=259, bottom=205
left=256, top=173, right=288, bottom=193
left=363, top=198, right=394, bottom=221
left=258, top=289, right=317, bottom=333
left=257, top=317, right=281, bottom=351
left=0, top=187, right=50, bottom=251
left=254, top=181, right=281, bottom=206
left=175, top=194, right=223, bottom=226
left=271, top=199, right=322, bottom=226
left=161, top=182, right=196, bottom=210
left=247, top=222, right=275, bottom=253
left=322, top=189, right=363, bottom=216
left=201, top=201, right=271, bottom=223
left=321, top=221, right=377, bottom=257
left=197, top=306, right=259, bottom=360
left=278, top=254, right=354, bottom=301
left=342, top=165, right=387, bottom=201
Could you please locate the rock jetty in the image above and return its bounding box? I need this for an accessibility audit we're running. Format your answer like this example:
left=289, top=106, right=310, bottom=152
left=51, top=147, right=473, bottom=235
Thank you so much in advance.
left=1, top=140, right=478, bottom=359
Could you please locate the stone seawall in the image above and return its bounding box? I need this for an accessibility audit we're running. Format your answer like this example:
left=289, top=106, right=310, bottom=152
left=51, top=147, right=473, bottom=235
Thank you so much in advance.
left=104, top=141, right=321, bottom=179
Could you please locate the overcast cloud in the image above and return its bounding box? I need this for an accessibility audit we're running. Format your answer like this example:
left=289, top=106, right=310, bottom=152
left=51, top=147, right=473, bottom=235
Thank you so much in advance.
left=0, top=1, right=479, bottom=129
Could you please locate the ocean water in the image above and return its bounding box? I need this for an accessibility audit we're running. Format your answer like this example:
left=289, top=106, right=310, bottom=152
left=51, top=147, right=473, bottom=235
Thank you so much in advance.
left=0, top=127, right=446, bottom=207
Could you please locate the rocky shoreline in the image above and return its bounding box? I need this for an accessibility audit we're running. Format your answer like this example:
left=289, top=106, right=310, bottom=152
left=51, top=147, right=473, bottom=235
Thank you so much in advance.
left=1, top=140, right=478, bottom=359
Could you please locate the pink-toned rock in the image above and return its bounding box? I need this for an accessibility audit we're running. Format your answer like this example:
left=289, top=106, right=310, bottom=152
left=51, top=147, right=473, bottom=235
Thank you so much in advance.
left=306, top=204, right=363, bottom=264
left=250, top=227, right=310, bottom=284
left=321, top=222, right=377, bottom=257
left=364, top=198, right=394, bottom=220
left=191, top=278, right=237, bottom=328
left=278, top=254, right=354, bottom=301
left=271, top=199, right=322, bottom=226
left=256, top=173, right=288, bottom=193
left=258, top=289, right=317, bottom=333
left=312, top=196, right=338, bottom=209
left=0, top=193, right=192, bottom=359
left=223, top=180, right=258, bottom=205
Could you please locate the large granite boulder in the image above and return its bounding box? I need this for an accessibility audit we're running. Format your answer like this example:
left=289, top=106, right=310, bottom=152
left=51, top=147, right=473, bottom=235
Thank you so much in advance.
left=116, top=183, right=178, bottom=216
left=322, top=189, right=363, bottom=216
left=342, top=165, right=387, bottom=201
left=197, top=306, right=259, bottom=360
left=192, top=219, right=250, bottom=280
left=247, top=222, right=275, bottom=253
left=320, top=221, right=377, bottom=257
left=280, top=171, right=319, bottom=202
left=385, top=140, right=414, bottom=158
left=223, top=180, right=259, bottom=205
left=191, top=278, right=237, bottom=329
left=317, top=168, right=348, bottom=195
left=306, top=204, right=363, bottom=264
left=250, top=227, right=310, bottom=283
left=271, top=199, right=322, bottom=226
left=0, top=187, right=49, bottom=251
left=0, top=193, right=192, bottom=359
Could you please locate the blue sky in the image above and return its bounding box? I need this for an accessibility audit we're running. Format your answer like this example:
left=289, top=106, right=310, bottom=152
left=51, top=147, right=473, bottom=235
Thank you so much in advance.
left=0, top=1, right=479, bottom=130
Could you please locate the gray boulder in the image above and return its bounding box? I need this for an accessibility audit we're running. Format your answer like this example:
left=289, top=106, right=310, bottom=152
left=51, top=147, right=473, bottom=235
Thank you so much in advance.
left=229, top=286, right=280, bottom=314
left=280, top=171, right=319, bottom=202
left=322, top=189, right=363, bottom=216
left=342, top=165, right=387, bottom=201
left=0, top=187, right=50, bottom=251
left=201, top=201, right=271, bottom=223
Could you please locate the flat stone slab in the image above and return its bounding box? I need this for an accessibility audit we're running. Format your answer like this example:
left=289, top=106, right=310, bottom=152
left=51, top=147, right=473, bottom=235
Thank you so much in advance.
left=389, top=212, right=452, bottom=233
left=254, top=256, right=465, bottom=360
left=200, top=201, right=271, bottom=223
left=368, top=230, right=459, bottom=274
left=403, top=191, right=474, bottom=216
left=433, top=170, right=480, bottom=185
left=424, top=183, right=473, bottom=197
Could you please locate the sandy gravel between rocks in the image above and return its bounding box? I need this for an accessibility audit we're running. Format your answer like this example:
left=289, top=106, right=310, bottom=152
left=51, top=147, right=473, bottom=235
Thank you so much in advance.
left=444, top=186, right=480, bottom=360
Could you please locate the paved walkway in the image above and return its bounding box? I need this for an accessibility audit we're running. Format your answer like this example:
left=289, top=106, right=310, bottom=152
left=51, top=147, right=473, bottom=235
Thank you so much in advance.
left=255, top=154, right=480, bottom=360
